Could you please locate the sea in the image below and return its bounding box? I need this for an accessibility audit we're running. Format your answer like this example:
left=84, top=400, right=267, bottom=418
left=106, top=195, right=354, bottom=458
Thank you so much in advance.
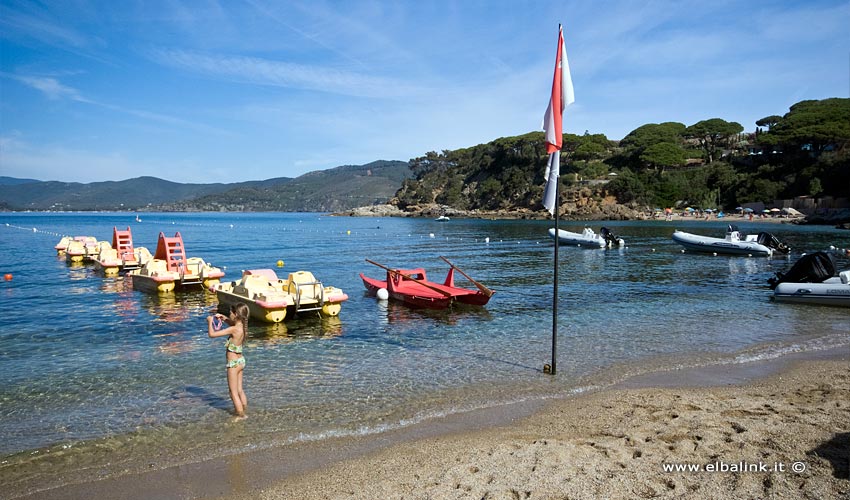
left=1, top=212, right=848, bottom=495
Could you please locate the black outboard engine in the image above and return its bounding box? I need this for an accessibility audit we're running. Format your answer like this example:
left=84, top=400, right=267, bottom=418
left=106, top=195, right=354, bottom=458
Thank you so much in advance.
left=757, top=232, right=790, bottom=254
left=600, top=227, right=624, bottom=248
left=768, top=251, right=836, bottom=289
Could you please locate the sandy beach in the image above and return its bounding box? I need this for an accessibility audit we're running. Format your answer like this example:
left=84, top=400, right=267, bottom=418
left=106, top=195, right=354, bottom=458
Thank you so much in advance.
left=31, top=351, right=848, bottom=500
left=255, top=355, right=848, bottom=500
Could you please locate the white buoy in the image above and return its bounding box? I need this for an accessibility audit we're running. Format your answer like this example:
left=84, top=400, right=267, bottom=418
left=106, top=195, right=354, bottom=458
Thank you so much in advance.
left=376, top=288, right=389, bottom=300
left=485, top=237, right=490, bottom=243
left=429, top=233, right=435, bottom=238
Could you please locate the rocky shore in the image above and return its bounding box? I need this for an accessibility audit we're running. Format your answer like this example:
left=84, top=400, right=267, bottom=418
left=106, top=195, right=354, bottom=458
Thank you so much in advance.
left=337, top=203, right=850, bottom=226
left=337, top=202, right=648, bottom=221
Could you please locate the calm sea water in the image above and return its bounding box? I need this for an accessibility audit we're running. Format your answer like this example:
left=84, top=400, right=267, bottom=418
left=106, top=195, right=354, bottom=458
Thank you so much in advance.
left=1, top=212, right=848, bottom=493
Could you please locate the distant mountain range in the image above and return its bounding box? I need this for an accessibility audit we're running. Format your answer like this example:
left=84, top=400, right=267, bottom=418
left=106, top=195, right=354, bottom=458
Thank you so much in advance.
left=0, top=161, right=411, bottom=212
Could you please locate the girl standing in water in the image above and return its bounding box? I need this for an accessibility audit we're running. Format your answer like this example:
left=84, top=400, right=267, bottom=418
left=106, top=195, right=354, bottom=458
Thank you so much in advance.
left=207, top=303, right=250, bottom=418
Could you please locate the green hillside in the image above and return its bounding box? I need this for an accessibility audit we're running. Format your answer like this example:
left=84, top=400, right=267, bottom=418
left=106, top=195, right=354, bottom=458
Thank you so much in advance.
left=0, top=176, right=242, bottom=211
left=0, top=161, right=411, bottom=212
left=0, top=176, right=40, bottom=185
left=159, top=160, right=411, bottom=212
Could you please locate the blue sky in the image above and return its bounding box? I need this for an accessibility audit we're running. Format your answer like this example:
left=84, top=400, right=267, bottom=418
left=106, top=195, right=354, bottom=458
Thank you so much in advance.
left=1, top=1, right=848, bottom=184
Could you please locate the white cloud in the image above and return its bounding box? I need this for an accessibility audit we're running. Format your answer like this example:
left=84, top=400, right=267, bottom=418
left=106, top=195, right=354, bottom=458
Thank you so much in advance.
left=0, top=4, right=90, bottom=48
left=11, top=74, right=87, bottom=101
left=149, top=48, right=424, bottom=99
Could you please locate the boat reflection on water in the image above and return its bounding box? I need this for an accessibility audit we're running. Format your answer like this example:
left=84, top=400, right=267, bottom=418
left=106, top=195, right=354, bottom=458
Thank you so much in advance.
left=252, top=315, right=344, bottom=343
left=256, top=321, right=289, bottom=340
left=726, top=257, right=759, bottom=277
left=99, top=277, right=140, bottom=319
left=99, top=275, right=130, bottom=294
left=140, top=290, right=217, bottom=323
left=379, top=299, right=493, bottom=326
left=66, top=262, right=89, bottom=278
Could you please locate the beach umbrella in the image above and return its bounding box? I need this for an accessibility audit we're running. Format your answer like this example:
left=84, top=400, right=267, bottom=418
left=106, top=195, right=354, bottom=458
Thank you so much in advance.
left=770, top=208, right=781, bottom=212
left=762, top=209, right=771, bottom=213
left=743, top=208, right=754, bottom=213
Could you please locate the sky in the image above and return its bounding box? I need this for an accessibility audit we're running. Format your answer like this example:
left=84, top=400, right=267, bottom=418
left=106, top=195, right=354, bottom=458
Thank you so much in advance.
left=1, top=1, right=848, bottom=184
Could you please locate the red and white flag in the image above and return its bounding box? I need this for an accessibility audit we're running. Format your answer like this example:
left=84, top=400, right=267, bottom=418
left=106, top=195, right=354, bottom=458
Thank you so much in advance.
left=542, top=26, right=575, bottom=215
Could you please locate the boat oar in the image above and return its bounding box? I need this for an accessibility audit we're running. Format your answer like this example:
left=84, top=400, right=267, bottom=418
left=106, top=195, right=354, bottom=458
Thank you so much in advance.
left=439, top=256, right=495, bottom=297
left=365, top=259, right=454, bottom=298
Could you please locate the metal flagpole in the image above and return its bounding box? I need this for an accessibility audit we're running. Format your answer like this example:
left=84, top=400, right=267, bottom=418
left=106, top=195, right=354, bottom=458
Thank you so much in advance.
left=543, top=23, right=571, bottom=376
left=550, top=169, right=558, bottom=375
left=551, top=24, right=562, bottom=376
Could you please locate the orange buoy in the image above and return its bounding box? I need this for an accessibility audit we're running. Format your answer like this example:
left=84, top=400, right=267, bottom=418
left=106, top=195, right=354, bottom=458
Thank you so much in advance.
left=3, top=274, right=12, bottom=281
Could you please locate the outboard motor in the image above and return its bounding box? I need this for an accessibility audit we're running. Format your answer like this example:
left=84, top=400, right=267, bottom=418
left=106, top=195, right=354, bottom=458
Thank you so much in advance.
left=756, top=232, right=790, bottom=254
left=600, top=227, right=624, bottom=248
left=768, top=251, right=836, bottom=289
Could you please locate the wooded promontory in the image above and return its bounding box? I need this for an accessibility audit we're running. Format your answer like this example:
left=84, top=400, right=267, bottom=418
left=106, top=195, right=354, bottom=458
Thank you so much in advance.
left=389, top=98, right=849, bottom=222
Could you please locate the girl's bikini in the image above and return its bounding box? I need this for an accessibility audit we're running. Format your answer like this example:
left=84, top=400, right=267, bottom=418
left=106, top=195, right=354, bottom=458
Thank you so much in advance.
left=225, top=338, right=245, bottom=368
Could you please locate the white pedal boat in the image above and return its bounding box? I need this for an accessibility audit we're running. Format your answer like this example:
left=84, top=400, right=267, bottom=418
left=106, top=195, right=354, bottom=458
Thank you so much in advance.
left=212, top=269, right=349, bottom=323
left=548, top=227, right=625, bottom=248
left=672, top=225, right=789, bottom=256
left=127, top=232, right=223, bottom=293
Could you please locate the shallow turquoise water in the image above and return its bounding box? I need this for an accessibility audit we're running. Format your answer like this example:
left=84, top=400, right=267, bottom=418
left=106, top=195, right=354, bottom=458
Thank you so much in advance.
left=1, top=212, right=848, bottom=490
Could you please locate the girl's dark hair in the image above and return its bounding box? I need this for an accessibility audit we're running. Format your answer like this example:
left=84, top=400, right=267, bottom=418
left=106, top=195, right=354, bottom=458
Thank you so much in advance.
left=230, top=303, right=250, bottom=337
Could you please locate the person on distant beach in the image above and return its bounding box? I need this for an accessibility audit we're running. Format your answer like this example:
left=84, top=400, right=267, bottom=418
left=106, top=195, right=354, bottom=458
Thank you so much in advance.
left=207, top=303, right=250, bottom=418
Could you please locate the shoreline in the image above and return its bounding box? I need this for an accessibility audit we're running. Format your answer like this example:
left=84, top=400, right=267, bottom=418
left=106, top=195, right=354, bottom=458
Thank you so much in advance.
left=7, top=208, right=847, bottom=227
left=336, top=203, right=814, bottom=224
left=23, top=347, right=849, bottom=500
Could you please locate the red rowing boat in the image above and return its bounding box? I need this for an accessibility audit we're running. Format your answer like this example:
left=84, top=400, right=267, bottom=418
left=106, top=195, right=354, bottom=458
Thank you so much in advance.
left=360, top=258, right=494, bottom=309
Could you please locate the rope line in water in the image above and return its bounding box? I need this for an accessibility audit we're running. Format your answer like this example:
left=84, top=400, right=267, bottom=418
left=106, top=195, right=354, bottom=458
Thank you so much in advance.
left=3, top=223, right=68, bottom=238
left=5, top=220, right=847, bottom=257
left=2, top=221, right=557, bottom=247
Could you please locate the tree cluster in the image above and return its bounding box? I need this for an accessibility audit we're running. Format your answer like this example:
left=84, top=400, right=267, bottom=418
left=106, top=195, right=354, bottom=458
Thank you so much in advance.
left=398, top=98, right=849, bottom=213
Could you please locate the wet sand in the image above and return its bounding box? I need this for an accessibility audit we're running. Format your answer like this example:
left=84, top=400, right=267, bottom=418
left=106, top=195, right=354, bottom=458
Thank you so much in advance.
left=26, top=349, right=848, bottom=500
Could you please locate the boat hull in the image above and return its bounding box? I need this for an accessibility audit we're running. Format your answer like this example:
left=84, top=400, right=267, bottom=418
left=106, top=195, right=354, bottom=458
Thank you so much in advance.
left=360, top=269, right=491, bottom=310
left=94, top=261, right=121, bottom=276
left=215, top=288, right=289, bottom=323
left=548, top=228, right=606, bottom=248
left=671, top=231, right=772, bottom=256
left=129, top=274, right=177, bottom=293
left=66, top=253, right=85, bottom=263
left=361, top=274, right=453, bottom=309
left=773, top=278, right=850, bottom=307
